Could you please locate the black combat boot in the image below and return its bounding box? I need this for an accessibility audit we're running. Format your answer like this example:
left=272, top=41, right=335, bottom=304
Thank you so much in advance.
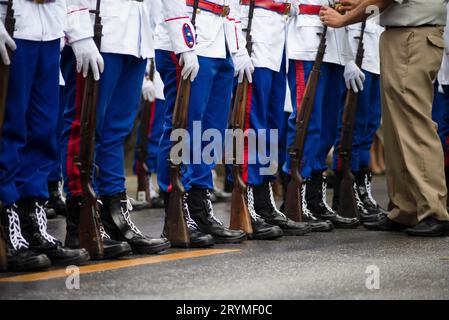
left=251, top=182, right=310, bottom=236
left=305, top=173, right=359, bottom=229
left=160, top=191, right=215, bottom=248
left=65, top=196, right=132, bottom=259
left=355, top=167, right=387, bottom=222
left=17, top=199, right=90, bottom=266
left=186, top=187, right=247, bottom=244
left=333, top=171, right=373, bottom=223
left=1, top=205, right=51, bottom=271
left=46, top=180, right=66, bottom=217
left=247, top=187, right=283, bottom=240
left=100, top=192, right=171, bottom=254
left=300, top=184, right=334, bottom=232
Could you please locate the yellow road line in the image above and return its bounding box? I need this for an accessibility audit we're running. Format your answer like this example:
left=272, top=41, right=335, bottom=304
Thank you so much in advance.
left=0, top=249, right=240, bottom=283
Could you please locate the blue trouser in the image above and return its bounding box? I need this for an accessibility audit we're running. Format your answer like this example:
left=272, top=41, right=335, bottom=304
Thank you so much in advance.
left=314, top=63, right=345, bottom=173
left=283, top=60, right=329, bottom=179
left=433, top=82, right=449, bottom=145
left=156, top=50, right=234, bottom=192
left=0, top=39, right=60, bottom=206
left=62, top=47, right=147, bottom=198
left=333, top=71, right=381, bottom=171
left=134, top=98, right=165, bottom=174
left=240, top=56, right=287, bottom=186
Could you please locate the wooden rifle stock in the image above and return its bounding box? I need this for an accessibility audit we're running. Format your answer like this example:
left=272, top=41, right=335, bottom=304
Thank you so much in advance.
left=0, top=0, right=15, bottom=271
left=284, top=26, right=328, bottom=222
left=136, top=59, right=155, bottom=204
left=337, top=21, right=366, bottom=219
left=166, top=79, right=191, bottom=247
left=229, top=77, right=253, bottom=234
left=77, top=0, right=104, bottom=259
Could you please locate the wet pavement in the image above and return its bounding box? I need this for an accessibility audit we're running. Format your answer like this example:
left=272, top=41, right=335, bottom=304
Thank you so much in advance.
left=0, top=176, right=448, bottom=300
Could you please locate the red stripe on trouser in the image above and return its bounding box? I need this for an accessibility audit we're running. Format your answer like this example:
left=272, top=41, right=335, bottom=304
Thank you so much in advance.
left=167, top=52, right=182, bottom=193
left=242, top=83, right=253, bottom=184
left=66, top=73, right=85, bottom=197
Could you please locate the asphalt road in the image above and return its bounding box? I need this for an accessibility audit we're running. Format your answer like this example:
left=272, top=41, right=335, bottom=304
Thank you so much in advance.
left=0, top=176, right=448, bottom=300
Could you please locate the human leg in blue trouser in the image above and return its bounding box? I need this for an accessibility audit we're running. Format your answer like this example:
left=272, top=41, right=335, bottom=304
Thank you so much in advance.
left=0, top=39, right=89, bottom=271
left=156, top=50, right=245, bottom=245
left=62, top=49, right=169, bottom=257
left=332, top=71, right=386, bottom=222
left=237, top=56, right=309, bottom=238
left=283, top=60, right=357, bottom=229
left=282, top=60, right=332, bottom=232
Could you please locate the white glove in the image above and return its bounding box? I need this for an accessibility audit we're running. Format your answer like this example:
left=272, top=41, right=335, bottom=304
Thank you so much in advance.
left=344, top=60, right=365, bottom=93
left=71, top=38, right=104, bottom=81
left=0, top=20, right=16, bottom=65
left=232, top=50, right=255, bottom=83
left=179, top=51, right=199, bottom=82
left=142, top=78, right=156, bottom=102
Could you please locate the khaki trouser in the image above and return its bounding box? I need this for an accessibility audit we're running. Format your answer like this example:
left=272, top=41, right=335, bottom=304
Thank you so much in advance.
left=380, top=26, right=449, bottom=226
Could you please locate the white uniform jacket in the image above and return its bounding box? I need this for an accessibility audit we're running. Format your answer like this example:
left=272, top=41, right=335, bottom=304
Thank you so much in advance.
left=438, top=4, right=449, bottom=85
left=0, top=0, right=92, bottom=43
left=239, top=0, right=289, bottom=72
left=87, top=0, right=154, bottom=58
left=287, top=0, right=348, bottom=65
left=155, top=0, right=245, bottom=59
left=346, top=20, right=383, bottom=75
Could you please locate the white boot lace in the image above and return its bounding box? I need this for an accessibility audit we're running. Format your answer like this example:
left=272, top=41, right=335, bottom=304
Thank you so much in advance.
left=205, top=190, right=223, bottom=225
left=365, top=174, right=378, bottom=207
left=6, top=205, right=29, bottom=250
left=247, top=186, right=261, bottom=220
left=120, top=198, right=143, bottom=236
left=35, top=202, right=58, bottom=244
left=353, top=183, right=368, bottom=214
left=301, top=184, right=313, bottom=218
left=183, top=194, right=199, bottom=230
left=321, top=180, right=336, bottom=214
left=267, top=182, right=287, bottom=218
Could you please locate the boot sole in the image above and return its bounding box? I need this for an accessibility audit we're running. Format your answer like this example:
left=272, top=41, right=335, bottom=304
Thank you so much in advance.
left=131, top=241, right=171, bottom=254
left=50, top=250, right=91, bottom=266
left=248, top=228, right=283, bottom=240
left=171, top=238, right=215, bottom=248
left=405, top=229, right=449, bottom=237
left=282, top=226, right=311, bottom=236
left=213, top=233, right=247, bottom=244
left=311, top=224, right=334, bottom=232
left=103, top=243, right=132, bottom=260
left=9, top=255, right=51, bottom=272
left=333, top=221, right=360, bottom=229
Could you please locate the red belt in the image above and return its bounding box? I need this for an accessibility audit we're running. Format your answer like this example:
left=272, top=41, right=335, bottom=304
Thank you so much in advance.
left=240, top=0, right=291, bottom=15
left=298, top=4, right=322, bottom=15
left=185, top=0, right=230, bottom=17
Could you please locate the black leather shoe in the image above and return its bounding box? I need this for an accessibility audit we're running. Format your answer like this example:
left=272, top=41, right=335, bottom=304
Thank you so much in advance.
left=150, top=196, right=165, bottom=209
left=65, top=196, right=132, bottom=260
left=355, top=168, right=388, bottom=221
left=305, top=173, right=359, bottom=229
left=2, top=205, right=51, bottom=271
left=17, top=199, right=90, bottom=266
left=46, top=180, right=67, bottom=217
left=211, top=187, right=232, bottom=203
left=101, top=192, right=171, bottom=254
left=405, top=217, right=449, bottom=237
left=364, top=214, right=409, bottom=231
left=251, top=182, right=310, bottom=236
left=161, top=191, right=215, bottom=248
left=186, top=188, right=246, bottom=244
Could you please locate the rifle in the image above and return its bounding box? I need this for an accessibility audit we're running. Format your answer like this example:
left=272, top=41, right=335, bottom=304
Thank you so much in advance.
left=284, top=25, right=328, bottom=222
left=229, top=0, right=256, bottom=234
left=76, top=0, right=104, bottom=259
left=166, top=0, right=199, bottom=247
left=336, top=21, right=366, bottom=219
left=136, top=59, right=156, bottom=205
left=0, top=0, right=14, bottom=272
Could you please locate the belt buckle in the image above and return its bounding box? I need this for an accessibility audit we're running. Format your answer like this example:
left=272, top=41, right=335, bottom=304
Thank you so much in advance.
left=34, top=0, right=46, bottom=3
left=284, top=3, right=291, bottom=15
left=221, top=5, right=230, bottom=17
